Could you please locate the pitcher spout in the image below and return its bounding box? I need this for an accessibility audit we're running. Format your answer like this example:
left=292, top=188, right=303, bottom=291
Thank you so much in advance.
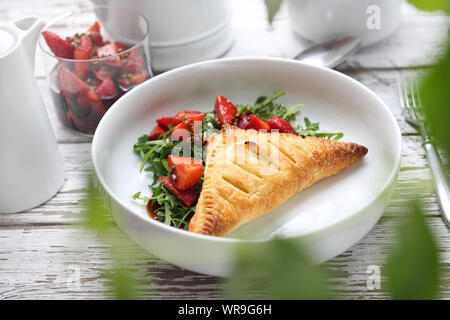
left=6, top=16, right=45, bottom=67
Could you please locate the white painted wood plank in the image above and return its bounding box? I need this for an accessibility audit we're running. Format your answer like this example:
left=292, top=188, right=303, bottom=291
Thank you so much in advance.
left=0, top=216, right=448, bottom=300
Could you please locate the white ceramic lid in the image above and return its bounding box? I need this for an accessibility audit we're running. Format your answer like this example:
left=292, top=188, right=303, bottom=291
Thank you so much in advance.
left=0, top=29, right=15, bottom=58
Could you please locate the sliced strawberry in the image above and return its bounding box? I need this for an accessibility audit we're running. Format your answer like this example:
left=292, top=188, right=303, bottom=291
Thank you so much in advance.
left=215, top=95, right=237, bottom=125
left=118, top=77, right=131, bottom=91
left=114, top=42, right=130, bottom=51
left=57, top=66, right=90, bottom=96
left=156, top=117, right=181, bottom=130
left=74, top=94, right=92, bottom=118
left=237, top=116, right=251, bottom=129
left=158, top=176, right=199, bottom=207
left=42, top=30, right=73, bottom=59
left=149, top=125, right=167, bottom=140
left=175, top=110, right=205, bottom=125
left=167, top=156, right=203, bottom=191
left=74, top=62, right=90, bottom=79
left=169, top=122, right=191, bottom=141
left=87, top=21, right=100, bottom=33
left=87, top=91, right=107, bottom=124
left=268, top=117, right=296, bottom=134
left=94, top=77, right=117, bottom=99
left=93, top=65, right=116, bottom=81
left=248, top=114, right=271, bottom=131
left=73, top=35, right=92, bottom=79
left=73, top=34, right=92, bottom=59
left=130, top=70, right=150, bottom=85
left=129, top=48, right=141, bottom=57
left=96, top=43, right=121, bottom=66
left=166, top=158, right=202, bottom=192
left=123, top=55, right=145, bottom=73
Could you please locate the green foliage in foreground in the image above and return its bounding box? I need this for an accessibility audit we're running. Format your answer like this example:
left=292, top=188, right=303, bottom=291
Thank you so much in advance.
left=82, top=177, right=139, bottom=300
left=225, top=239, right=331, bottom=299
left=386, top=202, right=440, bottom=299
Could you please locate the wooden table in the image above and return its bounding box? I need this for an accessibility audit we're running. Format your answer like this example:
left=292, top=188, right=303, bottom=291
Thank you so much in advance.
left=1, top=0, right=449, bottom=299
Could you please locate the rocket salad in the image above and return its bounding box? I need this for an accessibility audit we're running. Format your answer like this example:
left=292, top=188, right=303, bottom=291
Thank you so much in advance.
left=132, top=90, right=343, bottom=229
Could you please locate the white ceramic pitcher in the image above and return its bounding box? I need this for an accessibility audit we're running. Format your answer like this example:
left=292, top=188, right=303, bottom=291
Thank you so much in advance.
left=0, top=16, right=65, bottom=213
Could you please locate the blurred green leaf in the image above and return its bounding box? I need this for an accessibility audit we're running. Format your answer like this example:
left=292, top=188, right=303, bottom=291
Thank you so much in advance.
left=264, top=0, right=283, bottom=25
left=420, top=45, right=450, bottom=171
left=82, top=176, right=113, bottom=234
left=386, top=202, right=440, bottom=299
left=109, top=262, right=139, bottom=300
left=407, top=0, right=450, bottom=12
left=83, top=176, right=146, bottom=299
left=226, top=239, right=331, bottom=299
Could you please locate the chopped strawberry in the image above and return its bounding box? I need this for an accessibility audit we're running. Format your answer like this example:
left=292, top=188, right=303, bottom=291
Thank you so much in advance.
left=175, top=110, right=205, bottom=125
left=42, top=30, right=73, bottom=59
left=215, top=95, right=237, bottom=125
left=114, top=42, right=129, bottom=51
left=169, top=122, right=191, bottom=141
left=95, top=78, right=117, bottom=99
left=167, top=156, right=203, bottom=191
left=149, top=125, right=167, bottom=140
left=268, top=117, right=296, bottom=134
left=75, top=94, right=92, bottom=118
left=123, top=55, right=145, bottom=73
left=156, top=117, right=181, bottom=130
left=74, top=62, right=90, bottom=79
left=248, top=114, right=271, bottom=131
left=93, top=65, right=116, bottom=81
left=96, top=43, right=121, bottom=66
left=86, top=91, right=107, bottom=123
left=57, top=66, right=90, bottom=96
left=237, top=116, right=251, bottom=129
left=130, top=70, right=150, bottom=85
left=118, top=77, right=131, bottom=90
left=87, top=21, right=102, bottom=44
left=74, top=34, right=92, bottom=60
left=87, top=21, right=100, bottom=33
left=73, top=35, right=92, bottom=78
left=158, top=176, right=199, bottom=207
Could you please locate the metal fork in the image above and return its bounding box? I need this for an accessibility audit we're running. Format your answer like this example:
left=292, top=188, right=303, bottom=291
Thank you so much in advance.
left=398, top=74, right=450, bottom=227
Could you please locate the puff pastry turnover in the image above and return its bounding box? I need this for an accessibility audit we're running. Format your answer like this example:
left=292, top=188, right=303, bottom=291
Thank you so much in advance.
left=188, top=126, right=368, bottom=236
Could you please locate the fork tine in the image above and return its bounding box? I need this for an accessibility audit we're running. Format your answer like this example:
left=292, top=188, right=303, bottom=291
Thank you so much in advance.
left=398, top=74, right=416, bottom=123
left=408, top=76, right=423, bottom=122
left=413, top=78, right=425, bottom=117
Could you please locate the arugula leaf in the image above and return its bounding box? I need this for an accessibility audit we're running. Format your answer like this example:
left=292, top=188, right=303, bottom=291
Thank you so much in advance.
left=150, top=183, right=195, bottom=230
left=237, top=90, right=343, bottom=140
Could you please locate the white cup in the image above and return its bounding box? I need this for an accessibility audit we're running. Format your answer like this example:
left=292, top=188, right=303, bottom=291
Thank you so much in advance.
left=287, top=0, right=402, bottom=46
left=90, top=0, right=233, bottom=72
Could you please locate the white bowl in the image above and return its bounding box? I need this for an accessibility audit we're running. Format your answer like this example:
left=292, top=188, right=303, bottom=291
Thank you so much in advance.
left=92, top=58, right=401, bottom=276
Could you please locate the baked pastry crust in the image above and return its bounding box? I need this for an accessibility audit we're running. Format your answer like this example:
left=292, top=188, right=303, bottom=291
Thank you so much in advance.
left=188, top=126, right=368, bottom=236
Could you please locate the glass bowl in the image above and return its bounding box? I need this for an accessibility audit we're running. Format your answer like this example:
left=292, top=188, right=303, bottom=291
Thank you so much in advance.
left=39, top=6, right=152, bottom=135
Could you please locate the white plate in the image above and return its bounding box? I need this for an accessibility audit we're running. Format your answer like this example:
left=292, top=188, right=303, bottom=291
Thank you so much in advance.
left=92, top=58, right=401, bottom=276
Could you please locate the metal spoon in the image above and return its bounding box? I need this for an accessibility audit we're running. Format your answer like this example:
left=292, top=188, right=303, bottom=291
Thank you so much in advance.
left=294, top=36, right=362, bottom=69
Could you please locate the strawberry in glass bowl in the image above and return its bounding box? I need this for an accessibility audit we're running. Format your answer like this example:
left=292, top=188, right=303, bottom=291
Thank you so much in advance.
left=39, top=7, right=151, bottom=135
